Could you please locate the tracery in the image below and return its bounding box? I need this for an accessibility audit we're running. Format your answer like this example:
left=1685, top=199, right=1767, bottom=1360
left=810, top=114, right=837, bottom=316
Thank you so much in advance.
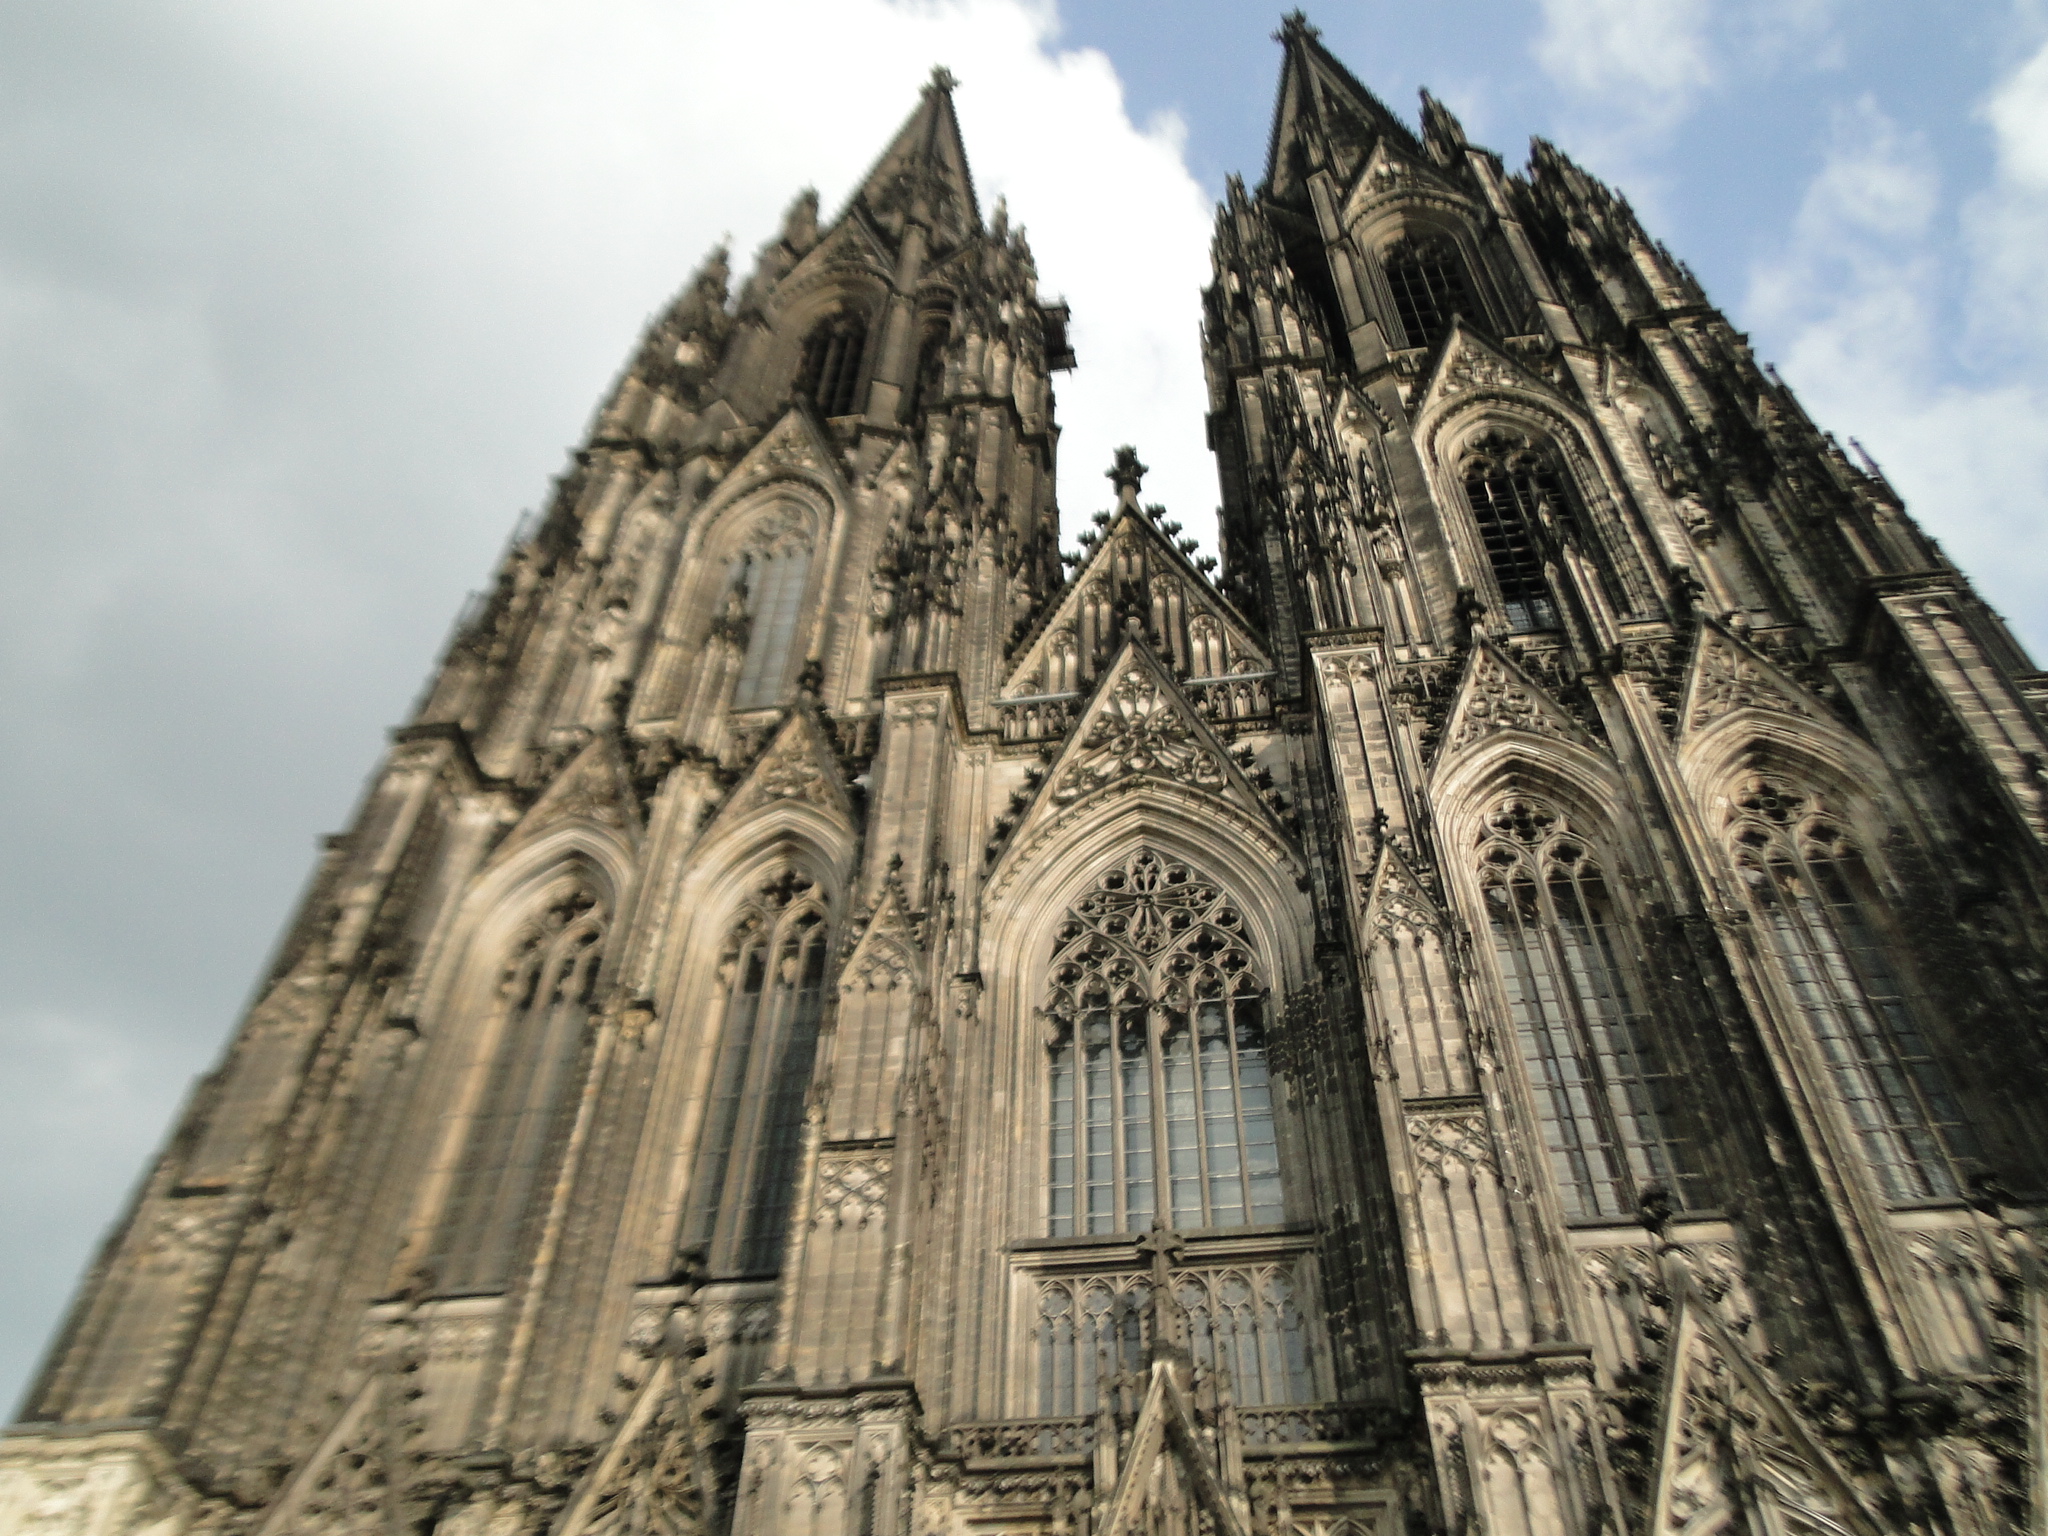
left=1727, top=773, right=1978, bottom=1200
left=431, top=878, right=608, bottom=1294
left=1476, top=796, right=1698, bottom=1219
left=1382, top=233, right=1474, bottom=349
left=683, top=872, right=832, bottom=1274
left=1044, top=850, right=1281, bottom=1238
left=1461, top=434, right=1565, bottom=634
left=724, top=509, right=814, bottom=708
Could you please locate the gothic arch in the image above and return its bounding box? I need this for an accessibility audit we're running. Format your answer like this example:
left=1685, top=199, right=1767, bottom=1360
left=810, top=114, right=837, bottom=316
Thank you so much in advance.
left=391, top=840, right=627, bottom=1294
left=644, top=473, right=840, bottom=722
left=1689, top=730, right=1983, bottom=1207
left=987, top=781, right=1306, bottom=962
left=411, top=822, right=636, bottom=1037
left=652, top=816, right=852, bottom=1023
left=978, top=795, right=1316, bottom=1252
left=630, top=824, right=850, bottom=1280
left=967, top=799, right=1325, bottom=1417
left=1432, top=735, right=1633, bottom=853
left=1352, top=204, right=1497, bottom=349
left=1419, top=397, right=1662, bottom=625
left=1432, top=751, right=1705, bottom=1224
left=1680, top=713, right=1908, bottom=866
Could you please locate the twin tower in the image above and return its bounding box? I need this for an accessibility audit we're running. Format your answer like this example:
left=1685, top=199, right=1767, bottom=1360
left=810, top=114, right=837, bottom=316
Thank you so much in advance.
left=8, top=20, right=2048, bottom=1536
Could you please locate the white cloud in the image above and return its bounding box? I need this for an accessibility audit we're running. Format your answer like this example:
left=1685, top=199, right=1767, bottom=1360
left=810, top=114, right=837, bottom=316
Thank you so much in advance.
left=1530, top=0, right=1839, bottom=180
left=1742, top=85, right=2048, bottom=655
left=0, top=0, right=1215, bottom=1406
left=1532, top=0, right=1717, bottom=136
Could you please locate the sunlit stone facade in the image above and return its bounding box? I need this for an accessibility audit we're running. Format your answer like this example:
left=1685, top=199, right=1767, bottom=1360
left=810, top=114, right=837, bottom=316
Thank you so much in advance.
left=8, top=19, right=2048, bottom=1536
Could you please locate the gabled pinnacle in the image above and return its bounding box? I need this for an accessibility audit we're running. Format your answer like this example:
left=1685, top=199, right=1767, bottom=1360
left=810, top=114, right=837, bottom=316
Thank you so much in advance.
left=842, top=69, right=982, bottom=253
left=1265, top=12, right=1424, bottom=201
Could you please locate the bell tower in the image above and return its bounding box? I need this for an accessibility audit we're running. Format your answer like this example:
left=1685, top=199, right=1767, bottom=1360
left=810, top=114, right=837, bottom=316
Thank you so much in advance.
left=7, top=20, right=2048, bottom=1536
left=1196, top=13, right=2048, bottom=1534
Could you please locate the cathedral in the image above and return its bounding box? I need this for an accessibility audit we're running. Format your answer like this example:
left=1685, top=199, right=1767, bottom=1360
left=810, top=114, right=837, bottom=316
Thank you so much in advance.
left=10, top=17, right=2048, bottom=1536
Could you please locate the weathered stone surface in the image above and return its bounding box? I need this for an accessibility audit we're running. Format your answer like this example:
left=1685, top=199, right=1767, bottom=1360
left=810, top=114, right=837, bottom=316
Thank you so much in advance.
left=10, top=29, right=2048, bottom=1536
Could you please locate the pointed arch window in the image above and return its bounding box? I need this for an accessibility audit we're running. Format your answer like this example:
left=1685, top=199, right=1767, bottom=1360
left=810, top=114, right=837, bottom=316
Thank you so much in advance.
left=684, top=878, right=832, bottom=1274
left=1381, top=233, right=1474, bottom=350
left=1462, top=436, right=1564, bottom=633
left=1477, top=798, right=1698, bottom=1220
left=801, top=311, right=869, bottom=418
left=1045, top=851, right=1282, bottom=1238
left=725, top=513, right=814, bottom=709
left=1728, top=775, right=1978, bottom=1202
left=903, top=319, right=950, bottom=422
left=431, top=881, right=607, bottom=1294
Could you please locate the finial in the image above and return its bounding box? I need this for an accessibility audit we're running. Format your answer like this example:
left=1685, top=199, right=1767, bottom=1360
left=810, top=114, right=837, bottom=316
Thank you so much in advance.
left=1106, top=446, right=1148, bottom=512
left=1276, top=10, right=1320, bottom=43
left=928, top=65, right=958, bottom=94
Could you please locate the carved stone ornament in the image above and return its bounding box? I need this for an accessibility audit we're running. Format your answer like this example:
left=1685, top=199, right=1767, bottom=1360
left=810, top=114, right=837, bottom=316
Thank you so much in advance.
left=708, top=712, right=849, bottom=832
left=1050, top=665, right=1227, bottom=805
left=558, top=1361, right=706, bottom=1536
left=754, top=746, right=829, bottom=804
left=1681, top=625, right=1820, bottom=736
left=1407, top=1112, right=1499, bottom=1180
left=812, top=1156, right=891, bottom=1229
left=503, top=736, right=641, bottom=853
left=1433, top=643, right=1583, bottom=765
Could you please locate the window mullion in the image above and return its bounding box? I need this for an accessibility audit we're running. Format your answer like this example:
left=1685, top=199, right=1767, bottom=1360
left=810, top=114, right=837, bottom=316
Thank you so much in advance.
left=1540, top=873, right=1633, bottom=1207
left=720, top=940, right=791, bottom=1269
left=1223, top=994, right=1252, bottom=1226
left=1148, top=1004, right=1173, bottom=1230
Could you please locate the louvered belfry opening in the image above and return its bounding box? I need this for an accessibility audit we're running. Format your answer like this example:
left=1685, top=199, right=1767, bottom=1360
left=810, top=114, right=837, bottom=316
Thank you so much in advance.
left=1382, top=233, right=1472, bottom=349
left=1462, top=436, right=1564, bottom=632
left=801, top=311, right=868, bottom=418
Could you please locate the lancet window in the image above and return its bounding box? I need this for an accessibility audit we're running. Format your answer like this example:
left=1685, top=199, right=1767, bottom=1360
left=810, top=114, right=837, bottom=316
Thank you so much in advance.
left=1045, top=851, right=1282, bottom=1238
left=683, top=876, right=832, bottom=1274
left=1461, top=435, right=1564, bottom=633
left=903, top=320, right=949, bottom=422
left=1477, top=798, right=1698, bottom=1219
left=1727, top=775, right=1978, bottom=1201
left=430, top=880, right=607, bottom=1294
left=725, top=511, right=814, bottom=709
left=800, top=311, right=868, bottom=418
left=1382, top=234, right=1474, bottom=349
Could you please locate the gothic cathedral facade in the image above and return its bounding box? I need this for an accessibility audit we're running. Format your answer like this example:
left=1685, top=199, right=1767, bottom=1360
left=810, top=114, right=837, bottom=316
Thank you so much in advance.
left=9, top=20, right=2048, bottom=1536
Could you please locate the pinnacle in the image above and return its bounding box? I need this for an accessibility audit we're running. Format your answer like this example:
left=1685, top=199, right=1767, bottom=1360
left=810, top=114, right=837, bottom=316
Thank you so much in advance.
left=1275, top=9, right=1321, bottom=43
left=843, top=68, right=982, bottom=248
left=1106, top=446, right=1149, bottom=510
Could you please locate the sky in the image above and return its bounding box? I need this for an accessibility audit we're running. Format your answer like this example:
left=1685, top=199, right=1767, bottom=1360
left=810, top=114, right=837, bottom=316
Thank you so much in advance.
left=4, top=0, right=2047, bottom=1412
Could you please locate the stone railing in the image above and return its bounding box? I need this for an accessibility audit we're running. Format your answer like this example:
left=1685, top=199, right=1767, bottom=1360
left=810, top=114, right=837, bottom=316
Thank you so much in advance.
left=947, top=1417, right=1093, bottom=1460
left=995, top=673, right=1275, bottom=747
left=1237, top=1403, right=1391, bottom=1448
left=945, top=1401, right=1389, bottom=1463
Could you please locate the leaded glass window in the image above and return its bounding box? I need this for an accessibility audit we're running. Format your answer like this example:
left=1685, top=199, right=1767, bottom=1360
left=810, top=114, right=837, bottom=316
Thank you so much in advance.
left=684, top=878, right=832, bottom=1274
left=431, top=880, right=606, bottom=1294
left=1729, top=775, right=1978, bottom=1201
left=722, top=508, right=814, bottom=709
left=1045, top=851, right=1281, bottom=1238
left=1462, top=436, right=1564, bottom=633
left=1478, top=798, right=1698, bottom=1219
left=1382, top=234, right=1474, bottom=349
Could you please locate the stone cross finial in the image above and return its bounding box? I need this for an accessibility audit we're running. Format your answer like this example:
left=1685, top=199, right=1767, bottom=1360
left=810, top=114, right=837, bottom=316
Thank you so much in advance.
left=928, top=65, right=958, bottom=94
left=1107, top=446, right=1148, bottom=513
